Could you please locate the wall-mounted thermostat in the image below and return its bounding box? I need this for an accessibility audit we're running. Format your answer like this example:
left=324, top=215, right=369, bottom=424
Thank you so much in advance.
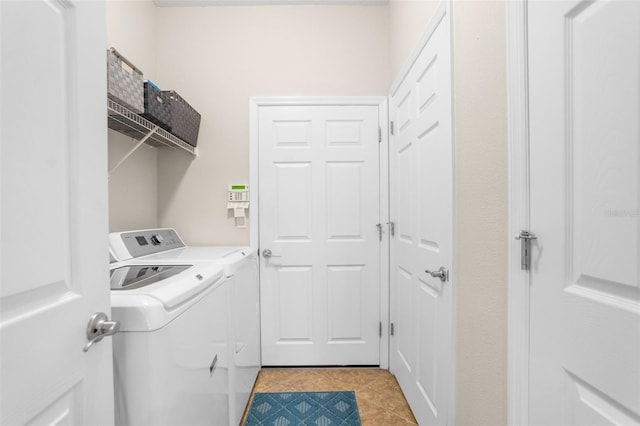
left=228, top=184, right=249, bottom=202
left=227, top=184, right=249, bottom=228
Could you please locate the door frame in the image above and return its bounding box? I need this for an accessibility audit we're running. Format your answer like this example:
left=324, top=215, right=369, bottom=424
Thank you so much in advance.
left=506, top=1, right=531, bottom=424
left=249, top=96, right=390, bottom=369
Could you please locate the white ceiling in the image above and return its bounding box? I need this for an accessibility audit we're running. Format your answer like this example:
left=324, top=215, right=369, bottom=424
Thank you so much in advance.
left=153, top=0, right=388, bottom=6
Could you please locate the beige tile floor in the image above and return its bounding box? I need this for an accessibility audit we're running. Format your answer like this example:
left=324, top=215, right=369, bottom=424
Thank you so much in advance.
left=241, top=368, right=417, bottom=425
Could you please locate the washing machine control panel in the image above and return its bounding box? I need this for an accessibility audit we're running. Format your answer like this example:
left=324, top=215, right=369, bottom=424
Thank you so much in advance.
left=150, top=234, right=164, bottom=245
left=110, top=228, right=185, bottom=260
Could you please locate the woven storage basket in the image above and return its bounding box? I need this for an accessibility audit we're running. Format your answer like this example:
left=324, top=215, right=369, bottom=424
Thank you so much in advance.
left=165, top=90, right=201, bottom=147
left=142, top=81, right=171, bottom=131
left=107, top=48, right=144, bottom=114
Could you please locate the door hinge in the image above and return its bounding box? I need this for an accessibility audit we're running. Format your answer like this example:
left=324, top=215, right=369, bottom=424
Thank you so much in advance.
left=515, top=230, right=537, bottom=270
left=390, top=322, right=395, bottom=336
left=379, top=321, right=382, bottom=337
left=387, top=221, right=395, bottom=237
left=378, top=127, right=382, bottom=143
left=390, top=121, right=395, bottom=135
left=376, top=223, right=382, bottom=241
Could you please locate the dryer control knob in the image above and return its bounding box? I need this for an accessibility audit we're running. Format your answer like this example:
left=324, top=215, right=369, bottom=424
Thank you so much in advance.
left=150, top=234, right=164, bottom=245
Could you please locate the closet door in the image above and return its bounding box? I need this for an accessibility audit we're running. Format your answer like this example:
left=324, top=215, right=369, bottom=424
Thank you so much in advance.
left=389, top=5, right=454, bottom=425
left=1, top=1, right=113, bottom=425
left=527, top=1, right=640, bottom=423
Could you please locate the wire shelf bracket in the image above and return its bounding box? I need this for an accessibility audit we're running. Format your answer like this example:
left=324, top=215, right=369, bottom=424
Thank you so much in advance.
left=107, top=99, right=197, bottom=175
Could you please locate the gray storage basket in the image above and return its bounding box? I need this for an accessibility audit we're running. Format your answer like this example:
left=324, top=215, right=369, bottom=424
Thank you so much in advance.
left=142, top=82, right=171, bottom=131
left=107, top=48, right=144, bottom=114
left=165, top=90, right=201, bottom=147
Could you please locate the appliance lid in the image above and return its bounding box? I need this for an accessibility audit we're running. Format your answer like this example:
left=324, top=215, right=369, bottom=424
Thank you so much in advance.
left=110, top=264, right=192, bottom=290
left=129, top=247, right=256, bottom=278
left=110, top=263, right=226, bottom=330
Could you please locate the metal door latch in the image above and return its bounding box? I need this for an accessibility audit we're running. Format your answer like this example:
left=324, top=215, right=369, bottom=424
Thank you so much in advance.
left=376, top=224, right=383, bottom=241
left=515, top=230, right=537, bottom=270
left=425, top=267, right=449, bottom=282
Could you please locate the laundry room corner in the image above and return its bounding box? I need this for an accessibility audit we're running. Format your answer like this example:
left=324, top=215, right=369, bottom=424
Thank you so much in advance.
left=106, top=0, right=161, bottom=232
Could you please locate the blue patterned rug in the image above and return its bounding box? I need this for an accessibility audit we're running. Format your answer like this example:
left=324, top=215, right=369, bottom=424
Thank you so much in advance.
left=244, top=391, right=361, bottom=426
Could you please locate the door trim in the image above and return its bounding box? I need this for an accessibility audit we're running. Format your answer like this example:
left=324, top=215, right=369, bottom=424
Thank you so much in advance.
left=249, top=96, right=390, bottom=369
left=506, top=1, right=531, bottom=425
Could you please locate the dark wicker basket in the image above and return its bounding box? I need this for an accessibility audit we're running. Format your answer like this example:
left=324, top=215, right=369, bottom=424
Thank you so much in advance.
left=165, top=90, right=201, bottom=147
left=141, top=82, right=171, bottom=131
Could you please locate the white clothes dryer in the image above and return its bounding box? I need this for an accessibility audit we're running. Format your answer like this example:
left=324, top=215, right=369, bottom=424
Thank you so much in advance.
left=110, top=228, right=260, bottom=426
left=109, top=261, right=230, bottom=426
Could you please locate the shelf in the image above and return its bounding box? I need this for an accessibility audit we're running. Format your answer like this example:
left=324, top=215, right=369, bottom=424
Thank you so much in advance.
left=107, top=99, right=197, bottom=156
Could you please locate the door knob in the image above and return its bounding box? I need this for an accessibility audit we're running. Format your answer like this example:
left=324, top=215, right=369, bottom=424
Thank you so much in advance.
left=425, top=267, right=449, bottom=282
left=262, top=249, right=281, bottom=258
left=83, top=312, right=120, bottom=352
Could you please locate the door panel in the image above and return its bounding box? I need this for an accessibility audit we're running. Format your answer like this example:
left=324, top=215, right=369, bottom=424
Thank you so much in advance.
left=389, top=6, right=453, bottom=425
left=327, top=162, right=364, bottom=239
left=259, top=104, right=381, bottom=366
left=528, top=0, right=640, bottom=424
left=276, top=266, right=314, bottom=341
left=274, top=162, right=312, bottom=240
left=396, top=267, right=415, bottom=372
left=327, top=265, right=365, bottom=341
left=0, top=1, right=112, bottom=425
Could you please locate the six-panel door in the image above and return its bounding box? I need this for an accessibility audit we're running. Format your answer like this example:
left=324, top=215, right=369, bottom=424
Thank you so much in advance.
left=258, top=105, right=382, bottom=366
left=389, top=7, right=454, bottom=425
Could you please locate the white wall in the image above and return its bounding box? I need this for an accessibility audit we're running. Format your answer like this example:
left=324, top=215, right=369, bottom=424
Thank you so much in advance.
left=107, top=131, right=159, bottom=232
left=452, top=2, right=508, bottom=425
left=389, top=0, right=439, bottom=77
left=106, top=0, right=159, bottom=232
left=154, top=5, right=391, bottom=245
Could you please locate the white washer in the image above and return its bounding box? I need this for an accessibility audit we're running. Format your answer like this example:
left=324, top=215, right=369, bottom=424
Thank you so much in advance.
left=109, top=260, right=230, bottom=426
left=110, top=228, right=261, bottom=426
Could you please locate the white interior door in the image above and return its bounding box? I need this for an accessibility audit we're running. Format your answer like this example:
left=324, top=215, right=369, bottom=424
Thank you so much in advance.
left=528, top=0, right=640, bottom=424
left=389, top=6, right=453, bottom=425
left=258, top=103, right=382, bottom=366
left=1, top=1, right=113, bottom=424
